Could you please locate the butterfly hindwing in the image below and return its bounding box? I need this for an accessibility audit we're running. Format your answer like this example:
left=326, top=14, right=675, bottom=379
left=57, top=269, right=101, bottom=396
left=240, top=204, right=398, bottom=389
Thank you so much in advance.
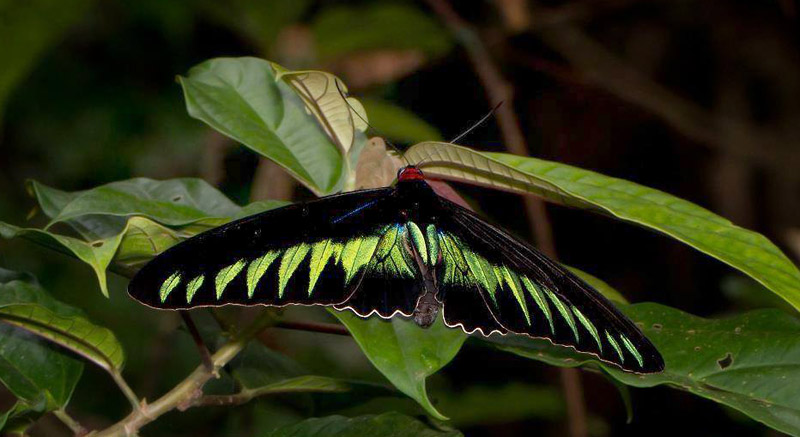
left=431, top=197, right=664, bottom=373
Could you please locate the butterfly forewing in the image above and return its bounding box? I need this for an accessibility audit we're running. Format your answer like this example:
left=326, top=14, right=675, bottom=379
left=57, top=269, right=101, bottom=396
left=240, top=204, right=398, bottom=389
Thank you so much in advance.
left=129, top=188, right=399, bottom=309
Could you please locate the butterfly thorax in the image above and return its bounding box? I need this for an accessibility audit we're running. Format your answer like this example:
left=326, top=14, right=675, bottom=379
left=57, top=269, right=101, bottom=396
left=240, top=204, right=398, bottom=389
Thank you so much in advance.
left=393, top=171, right=442, bottom=328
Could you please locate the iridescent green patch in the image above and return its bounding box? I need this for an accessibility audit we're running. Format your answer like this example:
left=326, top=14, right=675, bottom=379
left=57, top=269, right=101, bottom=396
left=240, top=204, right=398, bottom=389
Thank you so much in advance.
left=406, top=222, right=427, bottom=265
left=278, top=243, right=310, bottom=298
left=426, top=224, right=439, bottom=265
left=477, top=256, right=500, bottom=305
left=462, top=247, right=498, bottom=306
left=545, top=290, right=579, bottom=342
left=439, top=232, right=470, bottom=285
left=375, top=224, right=400, bottom=260
left=520, top=276, right=554, bottom=333
left=606, top=330, right=624, bottom=363
left=501, top=266, right=530, bottom=325
left=246, top=251, right=280, bottom=298
left=378, top=228, right=415, bottom=278
left=216, top=259, right=246, bottom=299
left=572, top=306, right=602, bottom=351
left=159, top=272, right=181, bottom=303
left=620, top=334, right=644, bottom=368
left=341, top=235, right=379, bottom=284
left=308, top=239, right=337, bottom=296
left=186, top=275, right=204, bottom=304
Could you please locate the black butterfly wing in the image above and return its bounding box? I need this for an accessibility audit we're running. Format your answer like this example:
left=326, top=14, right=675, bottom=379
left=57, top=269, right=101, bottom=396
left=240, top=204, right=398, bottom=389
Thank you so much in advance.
left=128, top=187, right=419, bottom=314
left=432, top=197, right=664, bottom=374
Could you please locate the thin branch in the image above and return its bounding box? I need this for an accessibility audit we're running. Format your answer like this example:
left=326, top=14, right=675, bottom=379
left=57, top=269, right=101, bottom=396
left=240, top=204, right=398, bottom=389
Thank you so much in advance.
left=273, top=320, right=350, bottom=336
left=54, top=408, right=87, bottom=437
left=93, top=311, right=275, bottom=437
left=194, top=382, right=345, bottom=408
left=529, top=12, right=799, bottom=173
left=180, top=311, right=214, bottom=372
left=424, top=2, right=587, bottom=436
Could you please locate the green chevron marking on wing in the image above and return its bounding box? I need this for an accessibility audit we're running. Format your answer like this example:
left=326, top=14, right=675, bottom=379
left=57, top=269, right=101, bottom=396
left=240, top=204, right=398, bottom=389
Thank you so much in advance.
left=186, top=274, right=204, bottom=304
left=620, top=334, right=644, bottom=368
left=406, top=222, right=427, bottom=265
left=247, top=251, right=280, bottom=298
left=439, top=232, right=470, bottom=286
left=606, top=330, right=624, bottom=363
left=426, top=224, right=439, bottom=266
left=331, top=241, right=345, bottom=265
left=216, top=259, right=246, bottom=299
left=461, top=247, right=498, bottom=306
left=278, top=243, right=310, bottom=298
left=383, top=226, right=416, bottom=278
left=341, top=235, right=380, bottom=284
left=477, top=256, right=500, bottom=305
left=501, top=265, right=530, bottom=325
left=520, top=275, right=554, bottom=334
left=545, top=290, right=579, bottom=342
left=160, top=272, right=181, bottom=303
left=375, top=224, right=401, bottom=260
left=572, top=305, right=602, bottom=352
left=308, top=239, right=338, bottom=296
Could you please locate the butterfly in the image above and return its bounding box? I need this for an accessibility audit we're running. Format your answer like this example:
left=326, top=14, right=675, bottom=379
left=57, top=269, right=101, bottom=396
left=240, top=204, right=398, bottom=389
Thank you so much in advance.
left=128, top=165, right=665, bottom=373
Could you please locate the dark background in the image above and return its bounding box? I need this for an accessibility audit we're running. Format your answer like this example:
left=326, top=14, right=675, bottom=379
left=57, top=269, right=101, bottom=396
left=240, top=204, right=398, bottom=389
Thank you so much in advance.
left=1, top=0, right=798, bottom=435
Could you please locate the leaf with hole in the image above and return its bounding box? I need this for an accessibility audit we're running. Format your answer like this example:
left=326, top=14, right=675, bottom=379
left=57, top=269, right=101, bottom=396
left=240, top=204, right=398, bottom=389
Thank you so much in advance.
left=490, top=302, right=800, bottom=436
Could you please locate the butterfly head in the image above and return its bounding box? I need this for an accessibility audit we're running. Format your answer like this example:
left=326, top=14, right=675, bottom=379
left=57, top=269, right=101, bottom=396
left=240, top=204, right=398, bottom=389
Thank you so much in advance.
left=397, top=166, right=425, bottom=182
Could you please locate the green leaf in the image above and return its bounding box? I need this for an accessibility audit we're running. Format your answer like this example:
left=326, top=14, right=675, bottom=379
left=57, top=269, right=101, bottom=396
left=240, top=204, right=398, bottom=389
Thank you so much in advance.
left=29, top=178, right=239, bottom=235
left=312, top=4, right=453, bottom=60
left=332, top=311, right=467, bottom=420
left=232, top=200, right=291, bottom=220
left=0, top=271, right=83, bottom=412
left=0, top=0, right=93, bottom=120
left=361, top=99, right=443, bottom=144
left=113, top=217, right=187, bottom=271
left=8, top=180, right=289, bottom=292
left=436, top=383, right=564, bottom=427
left=0, top=269, right=124, bottom=373
left=273, top=66, right=368, bottom=156
left=0, top=222, right=124, bottom=297
left=405, top=142, right=800, bottom=313
left=0, top=402, right=37, bottom=434
left=567, top=266, right=629, bottom=305
left=179, top=57, right=344, bottom=195
left=264, top=412, right=462, bottom=437
left=490, top=303, right=800, bottom=436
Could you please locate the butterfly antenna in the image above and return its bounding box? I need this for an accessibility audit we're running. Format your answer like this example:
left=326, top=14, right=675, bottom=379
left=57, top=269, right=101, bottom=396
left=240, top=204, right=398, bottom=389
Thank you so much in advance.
left=449, top=101, right=504, bottom=145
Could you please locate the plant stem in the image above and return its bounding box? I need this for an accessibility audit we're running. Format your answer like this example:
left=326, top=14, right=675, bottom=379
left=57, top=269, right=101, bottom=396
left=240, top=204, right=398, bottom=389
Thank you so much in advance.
left=180, top=311, right=214, bottom=371
left=110, top=370, right=141, bottom=413
left=54, top=408, right=87, bottom=436
left=93, top=311, right=275, bottom=437
left=424, top=2, right=588, bottom=436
